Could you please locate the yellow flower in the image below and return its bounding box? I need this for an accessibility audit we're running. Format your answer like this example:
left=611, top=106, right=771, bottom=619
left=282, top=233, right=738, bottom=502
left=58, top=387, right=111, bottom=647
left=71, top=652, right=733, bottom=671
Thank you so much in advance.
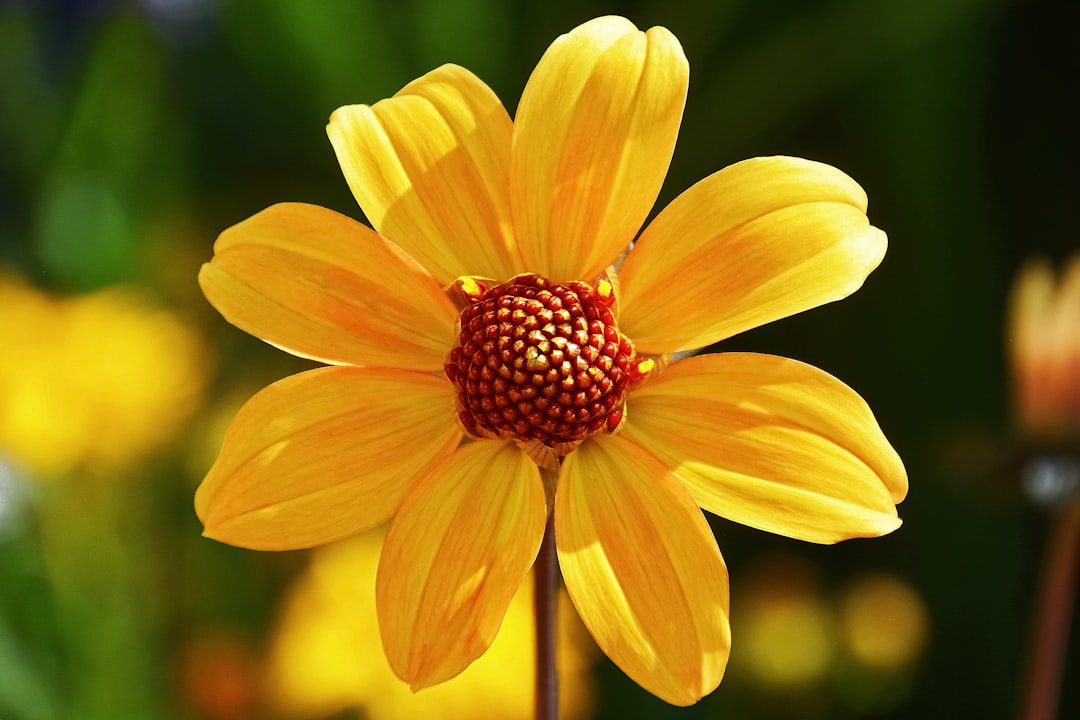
left=265, top=530, right=596, bottom=720
left=195, top=16, right=907, bottom=705
left=734, top=556, right=837, bottom=689
left=0, top=270, right=205, bottom=476
left=838, top=573, right=929, bottom=674
left=1007, top=254, right=1080, bottom=440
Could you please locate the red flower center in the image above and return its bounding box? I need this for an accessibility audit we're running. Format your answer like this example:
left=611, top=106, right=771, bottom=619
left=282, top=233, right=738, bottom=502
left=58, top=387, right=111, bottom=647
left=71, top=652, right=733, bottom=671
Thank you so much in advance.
left=445, top=273, right=645, bottom=452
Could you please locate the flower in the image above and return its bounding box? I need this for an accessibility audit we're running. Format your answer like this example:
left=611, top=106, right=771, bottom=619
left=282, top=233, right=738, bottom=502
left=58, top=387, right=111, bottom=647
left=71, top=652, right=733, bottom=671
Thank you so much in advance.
left=734, top=555, right=837, bottom=690
left=0, top=270, right=205, bottom=477
left=195, top=15, right=907, bottom=705
left=731, top=558, right=928, bottom=716
left=1007, top=254, right=1080, bottom=441
left=264, top=529, right=596, bottom=720
left=1006, top=254, right=1080, bottom=506
left=838, top=572, right=929, bottom=675
left=176, top=630, right=260, bottom=720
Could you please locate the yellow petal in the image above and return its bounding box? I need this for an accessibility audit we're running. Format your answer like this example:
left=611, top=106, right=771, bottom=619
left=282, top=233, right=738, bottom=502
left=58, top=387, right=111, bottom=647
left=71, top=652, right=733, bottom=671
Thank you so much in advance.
left=511, top=16, right=688, bottom=283
left=622, top=353, right=907, bottom=543
left=199, top=203, right=458, bottom=371
left=556, top=433, right=730, bottom=706
left=195, top=366, right=461, bottom=550
left=619, top=157, right=887, bottom=354
left=328, top=65, right=520, bottom=284
left=377, top=440, right=546, bottom=689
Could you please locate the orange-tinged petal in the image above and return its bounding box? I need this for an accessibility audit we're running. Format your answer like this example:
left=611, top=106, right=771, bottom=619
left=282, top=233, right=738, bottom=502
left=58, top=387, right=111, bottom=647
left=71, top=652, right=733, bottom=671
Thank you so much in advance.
left=511, top=16, right=688, bottom=283
left=195, top=366, right=461, bottom=550
left=619, top=157, right=887, bottom=354
left=556, top=433, right=730, bottom=706
left=328, top=65, right=520, bottom=285
left=622, top=353, right=907, bottom=544
left=377, top=440, right=546, bottom=689
left=199, top=203, right=457, bottom=371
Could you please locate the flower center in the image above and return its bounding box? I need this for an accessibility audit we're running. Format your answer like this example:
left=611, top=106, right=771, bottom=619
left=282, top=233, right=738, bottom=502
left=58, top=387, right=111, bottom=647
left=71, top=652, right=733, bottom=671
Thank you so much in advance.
left=445, top=273, right=646, bottom=453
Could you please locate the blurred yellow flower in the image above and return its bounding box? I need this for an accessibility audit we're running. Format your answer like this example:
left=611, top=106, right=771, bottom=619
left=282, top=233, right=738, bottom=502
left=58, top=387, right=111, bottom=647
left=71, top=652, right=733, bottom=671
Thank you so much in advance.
left=838, top=573, right=929, bottom=673
left=735, top=556, right=836, bottom=689
left=196, top=15, right=906, bottom=705
left=732, top=555, right=928, bottom=717
left=1007, top=254, right=1080, bottom=440
left=265, top=530, right=596, bottom=720
left=0, top=270, right=205, bottom=476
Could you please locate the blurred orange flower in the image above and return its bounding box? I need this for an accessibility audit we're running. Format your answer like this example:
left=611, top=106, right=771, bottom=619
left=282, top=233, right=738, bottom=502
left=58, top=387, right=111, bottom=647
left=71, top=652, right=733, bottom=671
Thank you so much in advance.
left=1007, top=254, right=1080, bottom=440
left=0, top=271, right=205, bottom=477
left=265, top=530, right=596, bottom=720
left=177, top=631, right=260, bottom=720
left=196, top=15, right=906, bottom=705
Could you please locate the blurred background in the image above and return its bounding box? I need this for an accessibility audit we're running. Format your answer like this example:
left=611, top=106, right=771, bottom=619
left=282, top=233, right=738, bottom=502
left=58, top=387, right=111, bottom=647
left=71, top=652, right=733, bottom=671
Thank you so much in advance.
left=1, top=0, right=1077, bottom=718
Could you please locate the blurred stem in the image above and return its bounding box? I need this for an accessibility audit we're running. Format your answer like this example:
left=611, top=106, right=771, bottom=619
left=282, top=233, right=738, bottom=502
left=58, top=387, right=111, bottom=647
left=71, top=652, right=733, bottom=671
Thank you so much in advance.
left=1020, top=500, right=1080, bottom=720
left=535, top=509, right=558, bottom=720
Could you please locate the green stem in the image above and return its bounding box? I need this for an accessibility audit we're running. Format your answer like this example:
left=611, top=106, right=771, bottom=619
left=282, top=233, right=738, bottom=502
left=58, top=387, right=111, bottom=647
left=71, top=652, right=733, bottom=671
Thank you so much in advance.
left=535, top=510, right=558, bottom=720
left=1020, top=500, right=1080, bottom=720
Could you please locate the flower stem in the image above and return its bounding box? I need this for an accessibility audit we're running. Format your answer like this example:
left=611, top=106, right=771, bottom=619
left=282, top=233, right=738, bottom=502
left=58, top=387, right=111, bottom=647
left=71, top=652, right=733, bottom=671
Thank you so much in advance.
left=1020, top=500, right=1080, bottom=720
left=535, top=510, right=558, bottom=720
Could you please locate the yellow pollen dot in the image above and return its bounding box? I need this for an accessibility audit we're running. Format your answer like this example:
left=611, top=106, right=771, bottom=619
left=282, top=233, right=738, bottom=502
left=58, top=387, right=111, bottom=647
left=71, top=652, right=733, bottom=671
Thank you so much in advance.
left=459, top=276, right=483, bottom=298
